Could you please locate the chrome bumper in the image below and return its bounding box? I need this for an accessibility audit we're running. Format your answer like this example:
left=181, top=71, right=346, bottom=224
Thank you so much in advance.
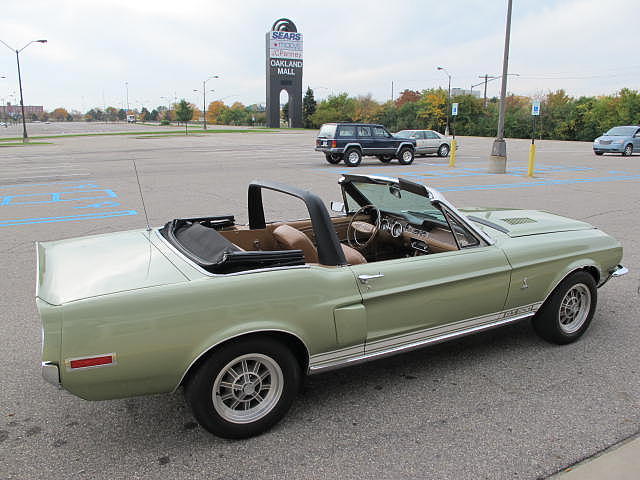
left=611, top=265, right=628, bottom=277
left=42, top=362, right=60, bottom=387
left=599, top=265, right=628, bottom=287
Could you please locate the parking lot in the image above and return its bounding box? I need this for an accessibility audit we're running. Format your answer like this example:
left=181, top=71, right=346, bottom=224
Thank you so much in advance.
left=1, top=130, right=638, bottom=479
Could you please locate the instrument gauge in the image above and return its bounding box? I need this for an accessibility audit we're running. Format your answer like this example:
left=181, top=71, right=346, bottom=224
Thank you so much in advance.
left=391, top=222, right=403, bottom=238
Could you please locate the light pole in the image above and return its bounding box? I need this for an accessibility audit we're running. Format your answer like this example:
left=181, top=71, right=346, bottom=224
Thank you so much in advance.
left=125, top=82, right=129, bottom=112
left=0, top=39, right=47, bottom=142
left=489, top=0, right=514, bottom=174
left=436, top=66, right=451, bottom=135
left=201, top=75, right=219, bottom=130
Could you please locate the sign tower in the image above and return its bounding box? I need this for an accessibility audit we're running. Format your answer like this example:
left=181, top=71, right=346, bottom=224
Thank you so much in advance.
left=266, top=18, right=303, bottom=128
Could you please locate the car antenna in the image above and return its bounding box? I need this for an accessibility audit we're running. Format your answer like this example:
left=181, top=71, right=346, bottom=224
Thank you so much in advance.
left=132, top=159, right=151, bottom=232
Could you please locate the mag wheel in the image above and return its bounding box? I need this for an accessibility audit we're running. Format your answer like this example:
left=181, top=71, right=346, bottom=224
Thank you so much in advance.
left=343, top=148, right=362, bottom=167
left=397, top=147, right=414, bottom=165
left=324, top=152, right=342, bottom=164
left=623, top=144, right=633, bottom=156
left=532, top=271, right=597, bottom=345
left=186, top=338, right=301, bottom=439
left=437, top=144, right=450, bottom=157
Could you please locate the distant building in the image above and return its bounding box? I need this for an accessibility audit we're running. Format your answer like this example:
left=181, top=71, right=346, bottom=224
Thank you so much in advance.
left=451, top=88, right=481, bottom=98
left=0, top=103, right=44, bottom=116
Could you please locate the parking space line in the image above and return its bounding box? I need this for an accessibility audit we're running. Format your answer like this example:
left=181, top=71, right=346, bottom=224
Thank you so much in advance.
left=0, top=210, right=138, bottom=227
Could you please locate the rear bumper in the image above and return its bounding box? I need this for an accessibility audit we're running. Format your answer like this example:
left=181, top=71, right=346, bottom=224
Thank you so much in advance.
left=42, top=362, right=61, bottom=387
left=315, top=147, right=342, bottom=153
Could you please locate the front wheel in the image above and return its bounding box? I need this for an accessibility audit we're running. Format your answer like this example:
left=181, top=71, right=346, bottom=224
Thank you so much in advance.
left=397, top=147, right=414, bottom=165
left=324, top=152, right=342, bottom=164
left=594, top=151, right=604, bottom=156
left=532, top=271, right=597, bottom=345
left=437, top=144, right=450, bottom=157
left=623, top=144, right=633, bottom=156
left=185, top=338, right=301, bottom=439
left=343, top=148, right=362, bottom=167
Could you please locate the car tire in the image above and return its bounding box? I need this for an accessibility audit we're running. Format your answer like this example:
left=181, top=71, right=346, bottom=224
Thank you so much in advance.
left=397, top=147, right=414, bottom=165
left=185, top=337, right=301, bottom=439
left=437, top=144, right=450, bottom=157
left=324, top=152, right=342, bottom=164
left=377, top=155, right=392, bottom=163
left=532, top=271, right=597, bottom=345
left=623, top=144, right=633, bottom=156
left=343, top=148, right=362, bottom=167
left=594, top=151, right=604, bottom=156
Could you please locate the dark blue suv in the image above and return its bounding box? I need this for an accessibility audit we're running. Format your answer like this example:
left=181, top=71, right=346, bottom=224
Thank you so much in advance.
left=315, top=123, right=416, bottom=167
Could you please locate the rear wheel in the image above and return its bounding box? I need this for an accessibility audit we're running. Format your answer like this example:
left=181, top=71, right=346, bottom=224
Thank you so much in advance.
left=397, top=147, right=414, bottom=165
left=594, top=151, right=604, bottom=156
left=185, top=338, right=301, bottom=439
left=343, top=148, right=362, bottom=167
left=532, top=271, right=597, bottom=345
left=324, top=152, right=342, bottom=164
left=623, top=144, right=633, bottom=156
left=437, top=144, right=450, bottom=157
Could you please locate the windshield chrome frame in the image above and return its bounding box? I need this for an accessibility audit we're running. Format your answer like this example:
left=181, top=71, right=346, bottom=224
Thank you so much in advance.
left=339, top=174, right=495, bottom=246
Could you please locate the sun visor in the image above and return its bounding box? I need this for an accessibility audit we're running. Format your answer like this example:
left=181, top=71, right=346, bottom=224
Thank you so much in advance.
left=399, top=178, right=430, bottom=198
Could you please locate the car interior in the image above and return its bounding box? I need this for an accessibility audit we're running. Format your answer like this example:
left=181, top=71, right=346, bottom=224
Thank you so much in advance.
left=159, top=206, right=478, bottom=275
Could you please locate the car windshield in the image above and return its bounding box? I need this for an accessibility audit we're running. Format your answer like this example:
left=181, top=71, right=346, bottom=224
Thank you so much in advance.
left=605, top=126, right=636, bottom=136
left=395, top=130, right=414, bottom=137
left=318, top=124, right=337, bottom=137
left=348, top=181, right=445, bottom=222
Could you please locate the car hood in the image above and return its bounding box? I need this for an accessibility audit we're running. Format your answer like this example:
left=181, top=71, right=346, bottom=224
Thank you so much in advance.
left=460, top=208, right=594, bottom=238
left=595, top=135, right=628, bottom=141
left=36, top=229, right=188, bottom=305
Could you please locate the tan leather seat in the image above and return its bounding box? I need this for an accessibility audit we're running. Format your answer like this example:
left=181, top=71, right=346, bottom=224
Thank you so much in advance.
left=272, top=224, right=367, bottom=265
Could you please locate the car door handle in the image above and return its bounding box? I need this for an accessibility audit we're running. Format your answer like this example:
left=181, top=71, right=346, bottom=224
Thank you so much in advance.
left=358, top=273, right=384, bottom=284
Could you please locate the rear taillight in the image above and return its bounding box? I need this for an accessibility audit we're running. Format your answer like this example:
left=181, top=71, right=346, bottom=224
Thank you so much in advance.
left=332, top=140, right=337, bottom=148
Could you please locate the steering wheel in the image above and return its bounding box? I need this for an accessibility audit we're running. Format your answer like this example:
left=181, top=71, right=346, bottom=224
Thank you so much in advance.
left=347, top=204, right=381, bottom=249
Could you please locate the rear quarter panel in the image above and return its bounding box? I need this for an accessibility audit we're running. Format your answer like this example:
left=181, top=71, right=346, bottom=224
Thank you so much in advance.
left=58, top=266, right=362, bottom=400
left=499, top=229, right=623, bottom=309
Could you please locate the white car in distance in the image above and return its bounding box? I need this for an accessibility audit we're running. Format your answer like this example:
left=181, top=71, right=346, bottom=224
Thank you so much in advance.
left=394, top=130, right=451, bottom=157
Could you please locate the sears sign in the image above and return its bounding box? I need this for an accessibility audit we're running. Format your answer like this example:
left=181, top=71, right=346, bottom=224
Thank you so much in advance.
left=269, top=30, right=303, bottom=60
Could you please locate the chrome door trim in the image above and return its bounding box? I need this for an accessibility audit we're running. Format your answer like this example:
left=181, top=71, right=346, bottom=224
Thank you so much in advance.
left=309, top=302, right=542, bottom=373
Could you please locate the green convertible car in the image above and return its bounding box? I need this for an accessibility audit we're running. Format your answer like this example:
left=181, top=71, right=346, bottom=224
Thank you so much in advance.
left=36, top=174, right=627, bottom=438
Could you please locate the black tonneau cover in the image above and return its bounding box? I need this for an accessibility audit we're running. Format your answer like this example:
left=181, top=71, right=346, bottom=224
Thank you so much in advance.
left=160, top=219, right=305, bottom=274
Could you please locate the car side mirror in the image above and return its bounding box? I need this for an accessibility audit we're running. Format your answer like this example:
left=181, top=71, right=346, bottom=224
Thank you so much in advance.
left=330, top=201, right=346, bottom=214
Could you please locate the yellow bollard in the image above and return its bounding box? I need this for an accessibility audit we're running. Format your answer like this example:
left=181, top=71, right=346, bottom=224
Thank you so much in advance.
left=449, top=139, right=457, bottom=167
left=527, top=142, right=536, bottom=177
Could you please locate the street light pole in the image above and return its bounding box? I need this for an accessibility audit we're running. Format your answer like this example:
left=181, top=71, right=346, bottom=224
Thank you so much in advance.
left=0, top=39, right=47, bottom=142
left=489, top=0, right=513, bottom=174
left=202, top=75, right=219, bottom=130
left=437, top=66, right=451, bottom=135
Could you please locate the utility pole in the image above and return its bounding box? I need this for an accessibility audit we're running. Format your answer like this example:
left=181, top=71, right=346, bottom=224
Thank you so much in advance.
left=479, top=74, right=498, bottom=108
left=488, top=0, right=513, bottom=174
left=391, top=81, right=394, bottom=102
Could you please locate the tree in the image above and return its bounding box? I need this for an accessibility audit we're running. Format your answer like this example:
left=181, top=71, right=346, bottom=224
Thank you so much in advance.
left=207, top=100, right=228, bottom=124
left=175, top=99, right=194, bottom=134
left=282, top=101, right=289, bottom=125
left=139, top=107, right=150, bottom=122
left=395, top=90, right=421, bottom=107
left=150, top=109, right=159, bottom=121
left=354, top=94, right=382, bottom=124
left=118, top=109, right=126, bottom=121
left=302, top=87, right=317, bottom=128
left=51, top=107, right=69, bottom=121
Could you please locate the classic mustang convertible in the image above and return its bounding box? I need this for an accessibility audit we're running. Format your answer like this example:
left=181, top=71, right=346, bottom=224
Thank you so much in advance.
left=36, top=175, right=626, bottom=438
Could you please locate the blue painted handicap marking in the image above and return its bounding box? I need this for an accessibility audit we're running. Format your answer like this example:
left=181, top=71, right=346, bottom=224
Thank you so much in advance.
left=0, top=180, right=137, bottom=228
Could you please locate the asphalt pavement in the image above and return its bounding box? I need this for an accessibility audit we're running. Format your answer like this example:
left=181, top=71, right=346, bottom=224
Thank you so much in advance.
left=0, top=129, right=638, bottom=479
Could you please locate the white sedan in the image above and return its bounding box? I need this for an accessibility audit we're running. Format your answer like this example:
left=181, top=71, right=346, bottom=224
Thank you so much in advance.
left=394, top=130, right=451, bottom=157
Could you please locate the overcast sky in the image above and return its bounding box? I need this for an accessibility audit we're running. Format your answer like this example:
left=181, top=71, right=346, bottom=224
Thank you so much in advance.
left=1, top=0, right=638, bottom=112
